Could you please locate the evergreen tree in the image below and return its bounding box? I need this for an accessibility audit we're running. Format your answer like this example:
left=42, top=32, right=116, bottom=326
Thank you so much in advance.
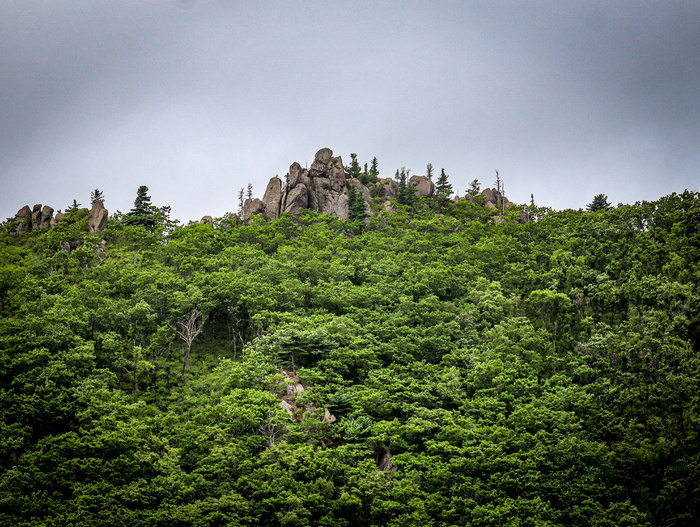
left=426, top=163, right=434, bottom=181
left=347, top=184, right=368, bottom=222
left=90, top=189, right=104, bottom=205
left=346, top=153, right=361, bottom=180
left=67, top=199, right=81, bottom=213
left=369, top=157, right=379, bottom=182
left=436, top=168, right=453, bottom=208
left=469, top=179, right=481, bottom=195
left=397, top=167, right=416, bottom=206
left=587, top=193, right=612, bottom=212
left=246, top=183, right=253, bottom=201
left=124, top=185, right=158, bottom=229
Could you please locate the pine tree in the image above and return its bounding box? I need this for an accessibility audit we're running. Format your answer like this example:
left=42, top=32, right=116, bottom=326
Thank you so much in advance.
left=369, top=157, right=379, bottom=182
left=90, top=188, right=104, bottom=205
left=246, top=183, right=253, bottom=201
left=426, top=163, right=434, bottom=181
left=67, top=199, right=81, bottom=213
left=124, top=185, right=158, bottom=229
left=397, top=167, right=416, bottom=206
left=469, top=179, right=481, bottom=195
left=436, top=168, right=453, bottom=208
left=587, top=194, right=612, bottom=212
left=346, top=153, right=361, bottom=180
left=347, top=184, right=368, bottom=222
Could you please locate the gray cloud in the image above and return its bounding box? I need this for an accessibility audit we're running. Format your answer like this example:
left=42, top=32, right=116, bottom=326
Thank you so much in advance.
left=1, top=1, right=698, bottom=222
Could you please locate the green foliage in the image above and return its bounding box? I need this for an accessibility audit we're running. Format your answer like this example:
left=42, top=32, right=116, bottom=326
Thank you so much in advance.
left=435, top=168, right=453, bottom=209
left=123, top=185, right=173, bottom=232
left=1, top=190, right=699, bottom=526
left=587, top=193, right=613, bottom=212
left=90, top=188, right=105, bottom=205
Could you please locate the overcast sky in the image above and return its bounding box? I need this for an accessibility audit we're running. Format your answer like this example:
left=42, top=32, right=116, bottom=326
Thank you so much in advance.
left=1, top=1, right=698, bottom=222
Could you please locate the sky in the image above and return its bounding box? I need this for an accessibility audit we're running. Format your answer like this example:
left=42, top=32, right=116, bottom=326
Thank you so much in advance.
left=1, top=0, right=698, bottom=223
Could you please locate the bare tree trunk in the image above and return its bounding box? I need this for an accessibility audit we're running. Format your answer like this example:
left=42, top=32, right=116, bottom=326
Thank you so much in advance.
left=170, top=308, right=206, bottom=384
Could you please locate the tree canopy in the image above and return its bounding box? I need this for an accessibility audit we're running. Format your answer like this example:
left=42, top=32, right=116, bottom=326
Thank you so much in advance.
left=1, top=188, right=699, bottom=526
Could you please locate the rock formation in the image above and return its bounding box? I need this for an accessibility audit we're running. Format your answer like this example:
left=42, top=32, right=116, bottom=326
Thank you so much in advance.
left=12, top=201, right=109, bottom=235
left=409, top=175, right=434, bottom=197
left=241, top=147, right=529, bottom=225
left=245, top=148, right=372, bottom=221
left=87, top=201, right=108, bottom=234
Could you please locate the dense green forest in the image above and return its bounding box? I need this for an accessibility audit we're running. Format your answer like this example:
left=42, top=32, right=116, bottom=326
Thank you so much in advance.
left=1, top=190, right=699, bottom=526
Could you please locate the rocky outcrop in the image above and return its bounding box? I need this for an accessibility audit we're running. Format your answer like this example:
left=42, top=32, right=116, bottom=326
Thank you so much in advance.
left=199, top=215, right=213, bottom=225
left=13, top=201, right=109, bottom=235
left=87, top=201, right=108, bottom=234
left=244, top=147, right=529, bottom=224
left=409, top=175, right=434, bottom=198
left=242, top=198, right=266, bottom=219
left=282, top=184, right=308, bottom=216
left=15, top=205, right=32, bottom=233
left=380, top=178, right=398, bottom=199
left=249, top=148, right=369, bottom=222
left=480, top=188, right=513, bottom=211
left=261, top=177, right=283, bottom=220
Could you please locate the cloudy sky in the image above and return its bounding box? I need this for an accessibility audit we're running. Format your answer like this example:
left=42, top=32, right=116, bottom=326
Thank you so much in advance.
left=1, top=1, right=698, bottom=222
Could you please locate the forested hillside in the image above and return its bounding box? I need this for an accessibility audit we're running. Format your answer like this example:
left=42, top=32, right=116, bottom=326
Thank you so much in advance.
left=1, top=192, right=699, bottom=526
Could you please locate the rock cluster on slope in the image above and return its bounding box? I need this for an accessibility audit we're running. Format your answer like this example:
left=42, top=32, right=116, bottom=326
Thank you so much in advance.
left=243, top=148, right=367, bottom=221
left=12, top=201, right=109, bottom=235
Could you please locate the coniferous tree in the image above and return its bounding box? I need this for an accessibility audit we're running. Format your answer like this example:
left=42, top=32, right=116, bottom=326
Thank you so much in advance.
left=436, top=168, right=453, bottom=208
left=90, top=189, right=104, bottom=205
left=587, top=194, right=612, bottom=212
left=124, top=185, right=158, bottom=229
left=67, top=199, right=81, bottom=213
left=246, top=183, right=254, bottom=201
left=369, top=157, right=379, bottom=182
left=346, top=153, right=361, bottom=180
left=469, top=179, right=481, bottom=195
left=426, top=163, right=434, bottom=181
left=347, top=184, right=368, bottom=222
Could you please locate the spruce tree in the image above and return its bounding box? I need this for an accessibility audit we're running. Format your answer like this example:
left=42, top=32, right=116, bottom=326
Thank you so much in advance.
left=369, top=157, right=379, bottom=182
left=124, top=185, right=158, bottom=229
left=587, top=194, right=612, bottom=212
left=347, top=184, right=368, bottom=222
left=436, top=168, right=453, bottom=208
left=90, top=188, right=104, bottom=205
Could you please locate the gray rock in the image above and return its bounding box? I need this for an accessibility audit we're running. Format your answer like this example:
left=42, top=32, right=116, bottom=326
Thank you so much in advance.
left=283, top=183, right=308, bottom=215
left=322, top=408, right=336, bottom=424
left=31, top=204, right=42, bottom=230
left=310, top=148, right=333, bottom=177
left=314, top=147, right=333, bottom=165
left=380, top=178, right=398, bottom=199
left=409, top=175, right=434, bottom=197
left=329, top=156, right=345, bottom=192
left=242, top=198, right=266, bottom=220
left=347, top=178, right=372, bottom=202
left=199, top=215, right=213, bottom=224
left=87, top=201, right=108, bottom=233
left=289, top=162, right=303, bottom=187
left=40, top=206, right=54, bottom=228
left=52, top=212, right=66, bottom=227
left=519, top=210, right=530, bottom=224
left=481, top=188, right=497, bottom=204
left=15, top=205, right=32, bottom=233
left=262, top=177, right=282, bottom=219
